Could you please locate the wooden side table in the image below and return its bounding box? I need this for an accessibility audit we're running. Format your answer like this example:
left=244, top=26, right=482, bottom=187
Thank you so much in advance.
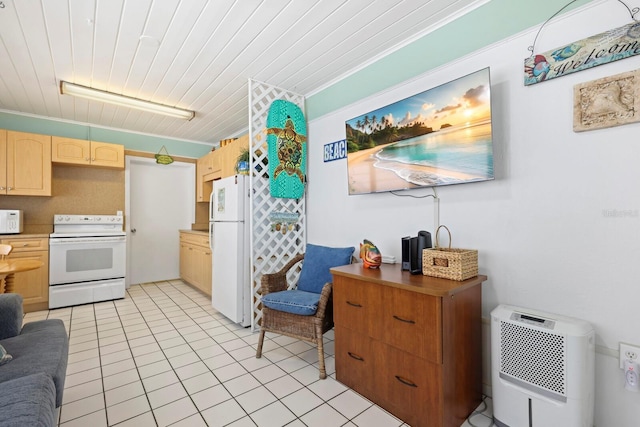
left=0, top=259, right=45, bottom=294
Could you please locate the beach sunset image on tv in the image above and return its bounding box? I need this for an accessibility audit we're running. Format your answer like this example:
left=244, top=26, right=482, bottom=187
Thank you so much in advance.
left=345, top=67, right=494, bottom=195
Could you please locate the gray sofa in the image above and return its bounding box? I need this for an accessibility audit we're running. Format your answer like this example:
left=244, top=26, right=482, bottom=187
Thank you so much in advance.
left=0, top=294, right=69, bottom=427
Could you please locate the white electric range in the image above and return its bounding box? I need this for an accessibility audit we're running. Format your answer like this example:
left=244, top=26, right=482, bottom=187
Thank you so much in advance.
left=49, top=214, right=126, bottom=309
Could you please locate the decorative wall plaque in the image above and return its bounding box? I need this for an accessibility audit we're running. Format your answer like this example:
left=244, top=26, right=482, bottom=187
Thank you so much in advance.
left=573, top=69, right=640, bottom=132
left=525, top=22, right=640, bottom=86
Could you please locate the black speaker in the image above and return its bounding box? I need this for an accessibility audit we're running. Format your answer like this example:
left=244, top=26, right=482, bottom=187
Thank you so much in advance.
left=410, top=236, right=421, bottom=274
left=417, top=230, right=432, bottom=264
left=401, top=236, right=411, bottom=271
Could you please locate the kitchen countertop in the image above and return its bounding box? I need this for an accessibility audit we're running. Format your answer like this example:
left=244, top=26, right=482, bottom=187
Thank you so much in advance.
left=0, top=233, right=51, bottom=239
left=179, top=229, right=208, bottom=236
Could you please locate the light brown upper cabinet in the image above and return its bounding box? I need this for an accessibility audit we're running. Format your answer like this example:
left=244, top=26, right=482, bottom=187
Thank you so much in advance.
left=196, top=150, right=222, bottom=202
left=0, top=130, right=52, bottom=196
left=52, top=136, right=124, bottom=169
left=195, top=135, right=249, bottom=203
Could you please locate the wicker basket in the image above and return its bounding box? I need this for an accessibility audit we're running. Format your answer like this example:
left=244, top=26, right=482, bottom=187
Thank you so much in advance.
left=422, top=225, right=478, bottom=281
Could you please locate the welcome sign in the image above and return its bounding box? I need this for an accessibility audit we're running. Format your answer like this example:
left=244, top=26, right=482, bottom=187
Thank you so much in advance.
left=524, top=21, right=640, bottom=86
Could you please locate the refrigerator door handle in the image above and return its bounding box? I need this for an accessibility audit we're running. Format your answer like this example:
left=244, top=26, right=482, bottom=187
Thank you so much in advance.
left=209, top=189, right=215, bottom=222
left=209, top=222, right=214, bottom=251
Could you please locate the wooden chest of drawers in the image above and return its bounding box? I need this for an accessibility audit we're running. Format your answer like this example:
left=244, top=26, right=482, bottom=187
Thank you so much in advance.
left=331, top=263, right=486, bottom=427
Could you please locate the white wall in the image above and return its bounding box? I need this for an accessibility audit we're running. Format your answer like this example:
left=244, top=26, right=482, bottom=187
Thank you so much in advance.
left=306, top=2, right=640, bottom=426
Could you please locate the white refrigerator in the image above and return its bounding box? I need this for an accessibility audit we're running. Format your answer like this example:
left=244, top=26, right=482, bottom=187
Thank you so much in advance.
left=209, top=175, right=251, bottom=327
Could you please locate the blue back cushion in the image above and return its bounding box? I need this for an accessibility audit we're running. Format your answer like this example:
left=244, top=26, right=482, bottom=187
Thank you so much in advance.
left=297, top=243, right=354, bottom=294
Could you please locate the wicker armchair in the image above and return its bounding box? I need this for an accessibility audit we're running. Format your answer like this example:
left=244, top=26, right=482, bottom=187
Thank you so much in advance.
left=256, top=249, right=347, bottom=380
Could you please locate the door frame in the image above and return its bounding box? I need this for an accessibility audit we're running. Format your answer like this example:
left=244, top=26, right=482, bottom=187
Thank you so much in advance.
left=124, top=155, right=195, bottom=287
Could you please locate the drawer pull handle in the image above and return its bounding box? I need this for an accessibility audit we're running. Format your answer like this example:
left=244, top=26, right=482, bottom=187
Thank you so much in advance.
left=393, top=315, right=415, bottom=324
left=395, top=375, right=418, bottom=388
left=346, top=301, right=362, bottom=308
left=347, top=352, right=364, bottom=362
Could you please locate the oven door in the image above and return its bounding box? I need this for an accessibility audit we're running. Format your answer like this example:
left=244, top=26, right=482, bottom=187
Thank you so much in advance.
left=49, top=235, right=126, bottom=285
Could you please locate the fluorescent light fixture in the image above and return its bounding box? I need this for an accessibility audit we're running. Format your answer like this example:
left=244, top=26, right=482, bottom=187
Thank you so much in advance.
left=59, top=81, right=195, bottom=120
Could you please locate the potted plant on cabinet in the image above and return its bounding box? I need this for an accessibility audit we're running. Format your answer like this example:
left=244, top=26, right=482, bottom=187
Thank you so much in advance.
left=236, top=147, right=250, bottom=175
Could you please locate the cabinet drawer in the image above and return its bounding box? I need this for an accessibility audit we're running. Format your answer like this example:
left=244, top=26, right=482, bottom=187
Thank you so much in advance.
left=380, top=287, right=442, bottom=363
left=376, top=341, right=443, bottom=427
left=334, top=326, right=377, bottom=402
left=333, top=277, right=381, bottom=336
left=180, top=232, right=209, bottom=247
left=1, top=237, right=48, bottom=252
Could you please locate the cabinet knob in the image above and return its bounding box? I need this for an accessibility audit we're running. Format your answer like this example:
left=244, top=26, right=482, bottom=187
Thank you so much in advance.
left=131, top=228, right=137, bottom=233
left=7, top=187, right=12, bottom=191
left=91, top=158, right=95, bottom=161
left=0, top=186, right=4, bottom=190
left=85, top=157, right=90, bottom=161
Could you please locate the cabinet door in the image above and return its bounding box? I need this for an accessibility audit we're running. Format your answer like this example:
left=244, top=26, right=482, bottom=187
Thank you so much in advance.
left=376, top=342, right=444, bottom=427
left=52, top=136, right=90, bottom=165
left=0, top=130, right=6, bottom=194
left=333, top=276, right=381, bottom=336
left=196, top=156, right=207, bottom=202
left=180, top=242, right=194, bottom=284
left=202, top=150, right=221, bottom=180
left=91, top=141, right=124, bottom=169
left=6, top=131, right=52, bottom=196
left=335, top=326, right=377, bottom=402
left=193, top=244, right=212, bottom=296
left=7, top=250, right=49, bottom=307
left=199, top=243, right=212, bottom=295
left=380, top=288, right=442, bottom=363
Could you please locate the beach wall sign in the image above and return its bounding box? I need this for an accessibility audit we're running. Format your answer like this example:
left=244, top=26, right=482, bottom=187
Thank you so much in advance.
left=524, top=21, right=640, bottom=86
left=324, top=139, right=347, bottom=162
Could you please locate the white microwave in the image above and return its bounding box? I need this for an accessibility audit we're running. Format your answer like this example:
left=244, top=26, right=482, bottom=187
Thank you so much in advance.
left=0, top=210, right=23, bottom=234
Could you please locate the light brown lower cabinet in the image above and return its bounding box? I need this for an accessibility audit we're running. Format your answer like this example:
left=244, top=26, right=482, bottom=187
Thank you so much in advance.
left=1, top=236, right=49, bottom=312
left=331, top=263, right=486, bottom=427
left=179, top=231, right=212, bottom=296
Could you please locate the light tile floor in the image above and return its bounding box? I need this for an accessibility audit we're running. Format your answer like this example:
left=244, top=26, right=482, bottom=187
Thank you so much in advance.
left=24, top=280, right=495, bottom=427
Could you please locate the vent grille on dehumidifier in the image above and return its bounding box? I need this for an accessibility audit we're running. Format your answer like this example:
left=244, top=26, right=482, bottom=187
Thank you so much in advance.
left=500, top=321, right=566, bottom=397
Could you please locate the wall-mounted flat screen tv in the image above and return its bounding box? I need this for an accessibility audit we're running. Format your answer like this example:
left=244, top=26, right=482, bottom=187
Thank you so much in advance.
left=345, top=67, right=494, bottom=195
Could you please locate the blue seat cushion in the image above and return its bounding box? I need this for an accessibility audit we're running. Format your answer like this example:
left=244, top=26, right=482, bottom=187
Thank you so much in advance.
left=262, top=290, right=321, bottom=316
left=297, top=243, right=354, bottom=294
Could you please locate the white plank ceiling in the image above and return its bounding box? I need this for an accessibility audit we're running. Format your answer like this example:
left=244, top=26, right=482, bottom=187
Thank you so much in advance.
left=0, top=0, right=484, bottom=146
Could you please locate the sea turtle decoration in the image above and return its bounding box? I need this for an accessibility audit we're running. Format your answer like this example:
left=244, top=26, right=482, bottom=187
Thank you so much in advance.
left=266, top=99, right=307, bottom=199
left=266, top=117, right=306, bottom=182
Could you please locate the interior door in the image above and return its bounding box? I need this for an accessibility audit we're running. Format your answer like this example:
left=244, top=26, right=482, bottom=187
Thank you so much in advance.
left=126, top=157, right=195, bottom=286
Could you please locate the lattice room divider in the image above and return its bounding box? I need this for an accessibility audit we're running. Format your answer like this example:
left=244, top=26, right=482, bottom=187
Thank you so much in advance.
left=248, top=79, right=306, bottom=331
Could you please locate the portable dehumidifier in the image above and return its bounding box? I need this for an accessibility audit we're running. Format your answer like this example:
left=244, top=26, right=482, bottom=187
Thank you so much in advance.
left=491, top=304, right=595, bottom=427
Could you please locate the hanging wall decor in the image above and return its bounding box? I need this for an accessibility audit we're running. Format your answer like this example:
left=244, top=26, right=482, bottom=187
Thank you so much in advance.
left=155, top=146, right=174, bottom=165
left=266, top=99, right=307, bottom=199
left=268, top=211, right=300, bottom=234
left=525, top=21, right=640, bottom=86
left=573, top=68, right=640, bottom=131
left=524, top=0, right=640, bottom=86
